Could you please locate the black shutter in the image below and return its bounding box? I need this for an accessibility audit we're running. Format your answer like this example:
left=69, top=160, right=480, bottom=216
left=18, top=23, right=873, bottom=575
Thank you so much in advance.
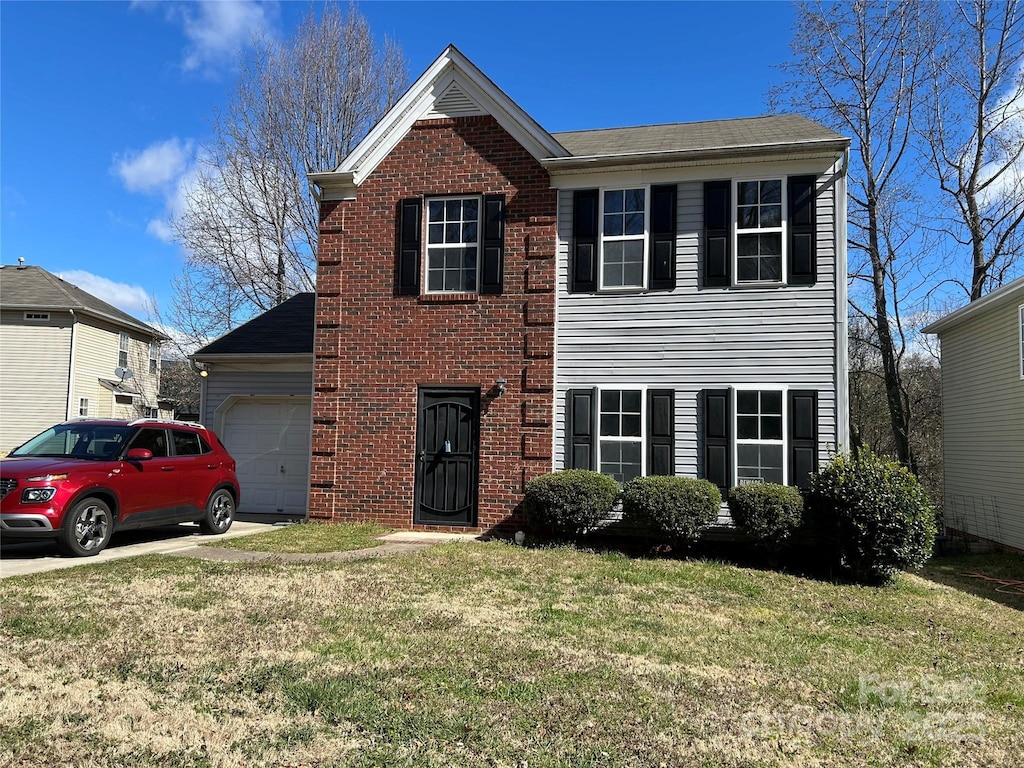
left=647, top=389, right=675, bottom=476
left=703, top=389, right=731, bottom=492
left=396, top=198, right=422, bottom=295
left=480, top=194, right=505, bottom=294
left=787, top=176, right=817, bottom=285
left=567, top=389, right=596, bottom=470
left=650, top=185, right=677, bottom=290
left=788, top=390, right=818, bottom=489
left=703, top=181, right=731, bottom=287
left=571, top=189, right=599, bottom=293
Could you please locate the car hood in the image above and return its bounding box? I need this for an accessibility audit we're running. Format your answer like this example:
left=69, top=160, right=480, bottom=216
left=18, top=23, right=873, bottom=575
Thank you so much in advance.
left=0, top=456, right=109, bottom=478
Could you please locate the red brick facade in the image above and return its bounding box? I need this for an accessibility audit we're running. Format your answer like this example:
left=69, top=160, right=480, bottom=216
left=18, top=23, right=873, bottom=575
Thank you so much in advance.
left=309, top=116, right=556, bottom=533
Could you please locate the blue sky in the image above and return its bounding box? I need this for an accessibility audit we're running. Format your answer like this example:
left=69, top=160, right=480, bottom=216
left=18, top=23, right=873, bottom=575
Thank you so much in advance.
left=1, top=1, right=798, bottom=337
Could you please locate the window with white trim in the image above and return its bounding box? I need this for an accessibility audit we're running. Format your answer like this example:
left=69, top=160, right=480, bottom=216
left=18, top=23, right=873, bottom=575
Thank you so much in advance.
left=79, top=398, right=89, bottom=417
left=425, top=197, right=480, bottom=292
left=601, top=188, right=647, bottom=289
left=144, top=406, right=158, bottom=418
left=149, top=342, right=159, bottom=374
left=598, top=389, right=643, bottom=483
left=118, top=332, right=129, bottom=368
left=735, top=389, right=785, bottom=485
left=735, top=179, right=784, bottom=283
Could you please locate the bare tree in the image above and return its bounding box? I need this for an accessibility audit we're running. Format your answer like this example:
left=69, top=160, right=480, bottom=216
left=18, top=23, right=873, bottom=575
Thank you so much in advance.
left=923, top=0, right=1024, bottom=300
left=772, top=0, right=933, bottom=472
left=172, top=2, right=407, bottom=339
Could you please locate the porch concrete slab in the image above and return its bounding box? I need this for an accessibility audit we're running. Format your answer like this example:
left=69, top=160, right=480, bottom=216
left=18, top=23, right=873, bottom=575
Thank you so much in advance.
left=379, top=531, right=486, bottom=544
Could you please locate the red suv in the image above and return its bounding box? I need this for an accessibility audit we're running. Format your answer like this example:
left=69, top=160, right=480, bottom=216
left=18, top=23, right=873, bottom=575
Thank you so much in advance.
left=1, top=418, right=240, bottom=557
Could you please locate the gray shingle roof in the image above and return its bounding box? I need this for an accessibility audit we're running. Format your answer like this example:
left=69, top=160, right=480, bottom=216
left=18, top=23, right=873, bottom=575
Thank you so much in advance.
left=194, top=292, right=314, bottom=356
left=551, top=114, right=847, bottom=159
left=0, top=264, right=164, bottom=338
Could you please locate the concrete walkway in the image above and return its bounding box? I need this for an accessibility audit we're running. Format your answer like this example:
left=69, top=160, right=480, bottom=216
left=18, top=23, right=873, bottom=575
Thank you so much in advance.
left=1, top=527, right=484, bottom=578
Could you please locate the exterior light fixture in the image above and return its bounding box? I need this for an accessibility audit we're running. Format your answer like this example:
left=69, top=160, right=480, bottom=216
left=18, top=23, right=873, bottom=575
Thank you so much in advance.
left=496, top=376, right=507, bottom=396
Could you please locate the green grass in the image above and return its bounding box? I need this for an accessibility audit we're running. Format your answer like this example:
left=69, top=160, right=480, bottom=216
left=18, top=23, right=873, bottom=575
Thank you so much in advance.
left=203, top=520, right=390, bottom=553
left=1, top=546, right=1021, bottom=767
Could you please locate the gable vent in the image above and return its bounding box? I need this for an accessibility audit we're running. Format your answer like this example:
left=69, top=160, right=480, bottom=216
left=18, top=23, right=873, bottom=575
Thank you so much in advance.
left=426, top=82, right=485, bottom=118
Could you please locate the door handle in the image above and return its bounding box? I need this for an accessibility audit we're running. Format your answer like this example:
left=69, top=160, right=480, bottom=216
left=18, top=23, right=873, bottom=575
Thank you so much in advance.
left=207, top=464, right=218, bottom=470
left=160, top=466, right=174, bottom=472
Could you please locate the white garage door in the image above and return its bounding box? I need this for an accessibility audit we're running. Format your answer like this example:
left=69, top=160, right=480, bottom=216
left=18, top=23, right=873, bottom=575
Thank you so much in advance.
left=222, top=397, right=311, bottom=516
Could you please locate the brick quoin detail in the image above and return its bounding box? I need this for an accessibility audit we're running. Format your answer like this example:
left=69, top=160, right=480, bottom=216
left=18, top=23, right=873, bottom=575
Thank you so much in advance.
left=309, top=116, right=556, bottom=533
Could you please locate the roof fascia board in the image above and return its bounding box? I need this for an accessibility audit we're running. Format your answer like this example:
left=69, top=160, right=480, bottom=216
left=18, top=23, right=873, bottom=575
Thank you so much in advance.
left=190, top=353, right=314, bottom=363
left=313, top=45, right=566, bottom=194
left=542, top=139, right=850, bottom=175
left=922, top=278, right=1024, bottom=334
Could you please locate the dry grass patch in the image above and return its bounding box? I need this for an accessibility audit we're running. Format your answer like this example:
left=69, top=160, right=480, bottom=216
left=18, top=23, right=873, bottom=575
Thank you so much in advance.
left=204, top=520, right=390, bottom=553
left=1, top=545, right=1021, bottom=767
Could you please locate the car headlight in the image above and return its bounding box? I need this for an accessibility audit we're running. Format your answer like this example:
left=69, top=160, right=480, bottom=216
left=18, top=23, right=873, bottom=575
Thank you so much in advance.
left=21, top=487, right=58, bottom=503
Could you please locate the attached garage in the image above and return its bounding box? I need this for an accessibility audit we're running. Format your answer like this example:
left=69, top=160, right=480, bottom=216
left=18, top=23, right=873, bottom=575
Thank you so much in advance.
left=192, top=294, right=315, bottom=520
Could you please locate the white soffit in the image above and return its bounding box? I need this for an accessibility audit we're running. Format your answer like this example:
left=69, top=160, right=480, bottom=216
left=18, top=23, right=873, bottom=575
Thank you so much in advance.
left=333, top=45, right=568, bottom=188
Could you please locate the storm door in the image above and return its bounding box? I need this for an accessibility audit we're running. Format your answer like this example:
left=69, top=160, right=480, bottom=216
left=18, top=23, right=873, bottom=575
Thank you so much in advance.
left=414, top=388, right=480, bottom=526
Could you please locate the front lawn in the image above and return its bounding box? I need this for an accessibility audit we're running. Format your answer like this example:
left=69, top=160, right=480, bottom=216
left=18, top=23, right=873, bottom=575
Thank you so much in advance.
left=1, top=542, right=1020, bottom=767
left=204, top=520, right=390, bottom=554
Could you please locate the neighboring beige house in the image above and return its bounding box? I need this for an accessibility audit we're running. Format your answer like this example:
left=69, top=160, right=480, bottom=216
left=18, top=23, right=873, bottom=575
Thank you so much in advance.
left=0, top=264, right=171, bottom=451
left=923, top=276, right=1024, bottom=552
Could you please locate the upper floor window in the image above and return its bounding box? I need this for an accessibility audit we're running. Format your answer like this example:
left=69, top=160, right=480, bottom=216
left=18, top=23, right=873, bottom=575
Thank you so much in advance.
left=149, top=342, right=159, bottom=374
left=600, top=188, right=648, bottom=289
left=1019, top=304, right=1023, bottom=378
left=426, top=197, right=480, bottom=293
left=78, top=398, right=89, bottom=417
left=735, top=179, right=784, bottom=284
left=24, top=312, right=50, bottom=322
left=118, top=332, right=129, bottom=368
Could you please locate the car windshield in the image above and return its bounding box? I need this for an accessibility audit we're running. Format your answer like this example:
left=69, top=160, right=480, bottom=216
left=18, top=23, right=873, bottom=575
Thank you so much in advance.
left=10, top=424, right=135, bottom=460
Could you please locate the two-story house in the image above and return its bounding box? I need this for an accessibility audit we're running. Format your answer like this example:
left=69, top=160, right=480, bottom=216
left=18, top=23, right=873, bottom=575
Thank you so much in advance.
left=308, top=46, right=850, bottom=533
left=0, top=264, right=170, bottom=451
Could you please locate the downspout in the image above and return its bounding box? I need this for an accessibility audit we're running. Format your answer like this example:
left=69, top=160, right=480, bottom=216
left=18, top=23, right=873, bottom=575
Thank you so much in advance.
left=835, top=148, right=850, bottom=451
left=66, top=309, right=78, bottom=420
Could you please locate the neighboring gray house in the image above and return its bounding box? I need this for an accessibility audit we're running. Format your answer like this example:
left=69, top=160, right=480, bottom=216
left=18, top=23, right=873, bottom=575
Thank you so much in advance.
left=191, top=293, right=314, bottom=517
left=924, top=277, right=1024, bottom=552
left=0, top=264, right=170, bottom=451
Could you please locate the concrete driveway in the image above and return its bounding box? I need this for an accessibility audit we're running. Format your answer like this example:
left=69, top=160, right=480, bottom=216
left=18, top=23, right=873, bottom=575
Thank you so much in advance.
left=0, top=520, right=278, bottom=579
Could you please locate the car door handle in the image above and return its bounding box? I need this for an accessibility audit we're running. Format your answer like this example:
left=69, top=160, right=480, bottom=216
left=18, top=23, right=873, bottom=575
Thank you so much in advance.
left=160, top=466, right=174, bottom=472
left=207, top=464, right=219, bottom=470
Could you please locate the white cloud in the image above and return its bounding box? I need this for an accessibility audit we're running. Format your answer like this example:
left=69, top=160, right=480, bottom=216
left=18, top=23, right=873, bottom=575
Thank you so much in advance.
left=172, top=0, right=277, bottom=74
left=113, top=138, right=193, bottom=194
left=62, top=270, right=155, bottom=319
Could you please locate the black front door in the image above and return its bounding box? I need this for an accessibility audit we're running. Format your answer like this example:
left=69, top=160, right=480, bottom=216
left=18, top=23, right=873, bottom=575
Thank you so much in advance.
left=415, top=388, right=479, bottom=526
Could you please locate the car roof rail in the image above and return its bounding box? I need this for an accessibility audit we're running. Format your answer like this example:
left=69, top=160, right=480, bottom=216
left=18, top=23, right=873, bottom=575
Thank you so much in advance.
left=128, top=417, right=208, bottom=429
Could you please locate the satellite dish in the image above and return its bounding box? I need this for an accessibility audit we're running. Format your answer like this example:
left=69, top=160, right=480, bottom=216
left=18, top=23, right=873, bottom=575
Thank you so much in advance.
left=114, top=367, right=134, bottom=381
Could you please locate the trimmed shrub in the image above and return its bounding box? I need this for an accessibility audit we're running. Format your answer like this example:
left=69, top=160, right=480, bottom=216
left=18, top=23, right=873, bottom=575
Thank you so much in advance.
left=523, top=470, right=619, bottom=538
left=807, top=450, right=937, bottom=583
left=621, top=475, right=721, bottom=549
left=728, top=482, right=804, bottom=553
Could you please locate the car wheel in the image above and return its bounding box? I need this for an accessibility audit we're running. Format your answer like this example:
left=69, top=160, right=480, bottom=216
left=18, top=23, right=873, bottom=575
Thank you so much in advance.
left=59, top=498, right=113, bottom=557
left=200, top=489, right=235, bottom=535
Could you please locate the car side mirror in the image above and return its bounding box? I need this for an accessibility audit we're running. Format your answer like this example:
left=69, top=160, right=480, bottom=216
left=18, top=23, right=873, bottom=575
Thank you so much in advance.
left=126, top=448, right=153, bottom=461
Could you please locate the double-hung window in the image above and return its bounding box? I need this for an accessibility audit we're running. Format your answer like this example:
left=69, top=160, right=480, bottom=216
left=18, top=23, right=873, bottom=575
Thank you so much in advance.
left=1018, top=305, right=1023, bottom=378
left=149, top=342, right=159, bottom=374
left=78, top=398, right=89, bottom=417
left=735, top=389, right=784, bottom=485
left=735, top=179, right=784, bottom=283
left=598, top=389, right=643, bottom=482
left=118, top=332, right=129, bottom=368
left=600, top=188, right=647, bottom=289
left=425, top=197, right=480, bottom=293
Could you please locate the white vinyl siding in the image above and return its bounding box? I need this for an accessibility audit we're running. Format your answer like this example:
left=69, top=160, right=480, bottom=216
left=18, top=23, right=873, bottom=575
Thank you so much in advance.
left=938, top=291, right=1024, bottom=552
left=554, top=165, right=841, bottom=518
left=0, top=312, right=72, bottom=451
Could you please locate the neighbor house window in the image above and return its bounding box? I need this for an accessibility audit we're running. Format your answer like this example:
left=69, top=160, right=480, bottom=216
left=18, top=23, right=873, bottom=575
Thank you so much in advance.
left=735, top=389, right=785, bottom=485
left=149, top=342, right=159, bottom=374
left=143, top=407, right=158, bottom=418
left=425, top=197, right=480, bottom=292
left=735, top=179, right=784, bottom=283
left=78, top=398, right=89, bottom=417
left=118, top=332, right=129, bottom=368
left=24, top=312, right=50, bottom=321
left=601, top=188, right=647, bottom=289
left=598, top=389, right=644, bottom=483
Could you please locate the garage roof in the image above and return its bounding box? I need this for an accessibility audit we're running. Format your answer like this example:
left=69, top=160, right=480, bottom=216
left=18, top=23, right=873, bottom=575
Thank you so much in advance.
left=194, top=292, right=314, bottom=356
